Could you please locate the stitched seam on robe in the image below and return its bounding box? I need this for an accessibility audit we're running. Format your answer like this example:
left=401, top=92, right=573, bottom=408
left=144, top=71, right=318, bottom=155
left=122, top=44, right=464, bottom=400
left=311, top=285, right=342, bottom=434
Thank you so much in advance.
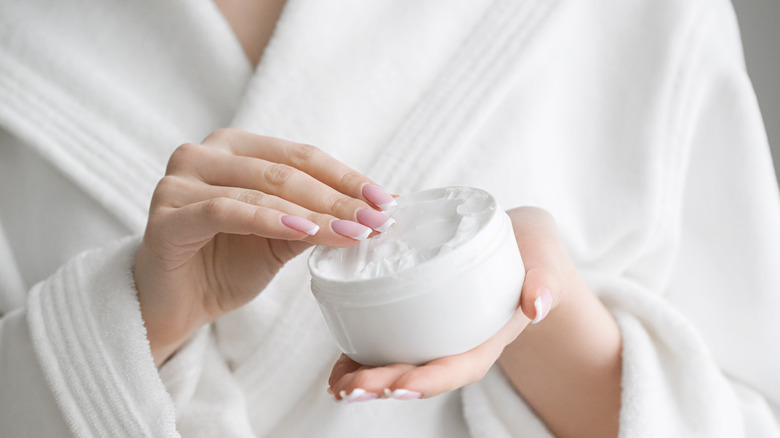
left=0, top=49, right=160, bottom=231
left=369, top=0, right=558, bottom=191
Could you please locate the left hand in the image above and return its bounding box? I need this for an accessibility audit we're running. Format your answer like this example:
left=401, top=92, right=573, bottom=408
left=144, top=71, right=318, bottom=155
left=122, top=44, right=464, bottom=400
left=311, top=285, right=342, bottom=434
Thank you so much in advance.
left=328, top=206, right=575, bottom=402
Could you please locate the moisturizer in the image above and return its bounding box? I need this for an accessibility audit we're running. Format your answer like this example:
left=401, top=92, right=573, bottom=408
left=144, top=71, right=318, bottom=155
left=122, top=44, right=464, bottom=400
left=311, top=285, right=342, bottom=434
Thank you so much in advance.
left=312, top=187, right=493, bottom=280
left=309, top=187, right=524, bottom=366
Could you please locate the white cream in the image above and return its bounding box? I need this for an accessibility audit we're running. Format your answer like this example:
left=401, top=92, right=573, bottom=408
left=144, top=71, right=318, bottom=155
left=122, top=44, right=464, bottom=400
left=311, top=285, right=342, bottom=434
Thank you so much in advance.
left=313, top=187, right=494, bottom=280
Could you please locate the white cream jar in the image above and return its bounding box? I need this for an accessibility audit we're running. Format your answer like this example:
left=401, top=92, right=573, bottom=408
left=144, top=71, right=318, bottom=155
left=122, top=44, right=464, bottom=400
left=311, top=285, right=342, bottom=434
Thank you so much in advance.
left=308, top=187, right=524, bottom=366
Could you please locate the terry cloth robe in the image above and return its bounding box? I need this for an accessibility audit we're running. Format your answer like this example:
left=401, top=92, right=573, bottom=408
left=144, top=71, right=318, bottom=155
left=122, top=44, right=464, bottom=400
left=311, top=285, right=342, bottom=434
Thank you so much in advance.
left=1, top=0, right=779, bottom=436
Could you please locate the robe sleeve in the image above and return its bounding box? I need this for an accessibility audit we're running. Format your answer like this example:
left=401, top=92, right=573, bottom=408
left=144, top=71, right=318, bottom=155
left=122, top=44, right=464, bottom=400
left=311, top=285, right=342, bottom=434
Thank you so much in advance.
left=463, top=2, right=780, bottom=437
left=0, top=235, right=181, bottom=437
left=609, top=2, right=780, bottom=435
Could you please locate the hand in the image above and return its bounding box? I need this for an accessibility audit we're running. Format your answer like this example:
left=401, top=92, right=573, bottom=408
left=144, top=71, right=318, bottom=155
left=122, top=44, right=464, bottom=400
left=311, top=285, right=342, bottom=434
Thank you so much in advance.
left=133, top=129, right=398, bottom=366
left=327, top=207, right=573, bottom=402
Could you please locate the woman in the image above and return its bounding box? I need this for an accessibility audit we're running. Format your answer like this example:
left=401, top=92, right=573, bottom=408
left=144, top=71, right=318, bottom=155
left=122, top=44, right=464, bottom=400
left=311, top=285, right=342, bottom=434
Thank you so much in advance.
left=1, top=0, right=778, bottom=436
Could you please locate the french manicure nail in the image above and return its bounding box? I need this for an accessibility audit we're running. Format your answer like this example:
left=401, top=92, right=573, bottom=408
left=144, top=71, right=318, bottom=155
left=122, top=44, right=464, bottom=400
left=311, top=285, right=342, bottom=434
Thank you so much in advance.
left=356, top=209, right=396, bottom=232
left=532, top=288, right=553, bottom=324
left=352, top=392, right=379, bottom=402
left=332, top=220, right=372, bottom=241
left=338, top=388, right=377, bottom=403
left=363, top=184, right=398, bottom=211
left=281, top=215, right=320, bottom=235
left=383, top=388, right=422, bottom=400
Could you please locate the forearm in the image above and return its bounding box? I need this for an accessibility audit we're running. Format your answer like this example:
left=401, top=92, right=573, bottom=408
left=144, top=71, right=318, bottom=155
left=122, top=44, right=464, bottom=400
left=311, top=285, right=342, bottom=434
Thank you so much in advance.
left=498, top=272, right=622, bottom=438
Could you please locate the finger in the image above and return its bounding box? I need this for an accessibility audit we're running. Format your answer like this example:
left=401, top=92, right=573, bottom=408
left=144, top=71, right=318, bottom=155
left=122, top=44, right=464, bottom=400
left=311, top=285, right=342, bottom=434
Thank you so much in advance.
left=386, top=310, right=528, bottom=399
left=174, top=147, right=383, bottom=227
left=330, top=361, right=417, bottom=402
left=201, top=129, right=397, bottom=211
left=151, top=198, right=318, bottom=249
left=328, top=354, right=363, bottom=389
left=158, top=178, right=380, bottom=245
left=507, top=207, right=567, bottom=323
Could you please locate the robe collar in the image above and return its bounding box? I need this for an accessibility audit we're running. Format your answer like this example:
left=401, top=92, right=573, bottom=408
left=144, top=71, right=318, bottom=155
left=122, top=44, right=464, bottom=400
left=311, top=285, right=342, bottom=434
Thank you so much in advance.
left=0, top=0, right=555, bottom=231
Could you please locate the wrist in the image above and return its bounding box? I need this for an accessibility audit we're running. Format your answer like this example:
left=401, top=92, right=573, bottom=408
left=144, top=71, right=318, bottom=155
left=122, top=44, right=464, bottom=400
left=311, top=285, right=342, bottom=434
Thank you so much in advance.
left=498, top=272, right=622, bottom=437
left=134, top=249, right=206, bottom=367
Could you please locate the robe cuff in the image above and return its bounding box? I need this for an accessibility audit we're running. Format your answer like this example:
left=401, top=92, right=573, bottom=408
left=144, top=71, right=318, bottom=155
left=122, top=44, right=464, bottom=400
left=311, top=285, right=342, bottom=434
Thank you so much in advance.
left=462, top=273, right=779, bottom=437
left=26, top=235, right=179, bottom=437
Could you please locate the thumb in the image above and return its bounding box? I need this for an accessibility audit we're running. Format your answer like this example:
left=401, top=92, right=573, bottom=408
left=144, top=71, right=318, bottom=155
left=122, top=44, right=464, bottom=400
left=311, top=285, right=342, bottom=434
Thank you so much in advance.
left=507, top=207, right=566, bottom=323
left=520, top=268, right=557, bottom=323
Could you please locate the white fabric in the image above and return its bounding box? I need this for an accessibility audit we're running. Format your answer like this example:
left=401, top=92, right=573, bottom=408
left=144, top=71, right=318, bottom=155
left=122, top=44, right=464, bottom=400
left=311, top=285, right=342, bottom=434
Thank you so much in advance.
left=1, top=0, right=779, bottom=437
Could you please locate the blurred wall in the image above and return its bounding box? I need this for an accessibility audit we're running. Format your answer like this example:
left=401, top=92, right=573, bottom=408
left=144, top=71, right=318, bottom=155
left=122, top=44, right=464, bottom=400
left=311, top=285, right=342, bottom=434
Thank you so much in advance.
left=731, top=0, right=780, bottom=184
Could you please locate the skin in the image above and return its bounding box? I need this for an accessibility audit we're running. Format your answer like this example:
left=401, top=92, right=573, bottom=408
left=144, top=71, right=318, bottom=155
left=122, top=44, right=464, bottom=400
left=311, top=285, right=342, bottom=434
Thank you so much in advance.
left=135, top=2, right=623, bottom=437
left=214, top=0, right=287, bottom=66
left=135, top=130, right=382, bottom=365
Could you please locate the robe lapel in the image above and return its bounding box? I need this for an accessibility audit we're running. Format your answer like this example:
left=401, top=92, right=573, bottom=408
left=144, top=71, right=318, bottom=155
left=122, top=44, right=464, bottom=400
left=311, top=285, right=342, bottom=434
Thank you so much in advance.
left=0, top=0, right=253, bottom=231
left=231, top=0, right=498, bottom=187
left=0, top=0, right=553, bottom=227
left=232, top=0, right=556, bottom=192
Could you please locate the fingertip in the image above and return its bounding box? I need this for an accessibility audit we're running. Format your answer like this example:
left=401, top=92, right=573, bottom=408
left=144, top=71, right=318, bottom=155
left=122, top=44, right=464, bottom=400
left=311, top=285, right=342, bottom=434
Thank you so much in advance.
left=531, top=288, right=553, bottom=324
left=520, top=267, right=557, bottom=322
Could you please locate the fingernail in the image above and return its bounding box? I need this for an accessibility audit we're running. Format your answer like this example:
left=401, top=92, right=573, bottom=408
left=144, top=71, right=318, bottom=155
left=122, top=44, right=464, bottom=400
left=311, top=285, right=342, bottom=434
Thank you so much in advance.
left=353, top=392, right=379, bottom=402
left=383, top=388, right=422, bottom=400
left=356, top=209, right=396, bottom=232
left=363, top=184, right=398, bottom=211
left=532, top=288, right=553, bottom=324
left=281, top=215, right=319, bottom=235
left=332, top=220, right=372, bottom=241
left=338, top=388, right=378, bottom=403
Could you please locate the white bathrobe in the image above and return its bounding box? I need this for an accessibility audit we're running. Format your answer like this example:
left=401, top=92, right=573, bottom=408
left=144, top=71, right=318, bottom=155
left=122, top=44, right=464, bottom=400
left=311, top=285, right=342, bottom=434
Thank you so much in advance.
left=1, top=0, right=779, bottom=436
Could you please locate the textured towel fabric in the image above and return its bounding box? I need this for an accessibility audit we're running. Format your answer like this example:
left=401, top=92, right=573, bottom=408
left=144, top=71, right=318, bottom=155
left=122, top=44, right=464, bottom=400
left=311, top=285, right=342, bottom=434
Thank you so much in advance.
left=1, top=0, right=779, bottom=436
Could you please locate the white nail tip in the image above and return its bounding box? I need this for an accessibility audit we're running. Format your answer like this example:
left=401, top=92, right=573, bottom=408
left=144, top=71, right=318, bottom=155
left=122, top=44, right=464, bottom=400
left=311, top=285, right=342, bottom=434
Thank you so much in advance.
left=353, top=228, right=372, bottom=241
left=305, top=225, right=320, bottom=236
left=383, top=388, right=413, bottom=399
left=532, top=296, right=544, bottom=324
left=340, top=388, right=366, bottom=402
left=377, top=199, right=398, bottom=211
left=373, top=217, right=396, bottom=233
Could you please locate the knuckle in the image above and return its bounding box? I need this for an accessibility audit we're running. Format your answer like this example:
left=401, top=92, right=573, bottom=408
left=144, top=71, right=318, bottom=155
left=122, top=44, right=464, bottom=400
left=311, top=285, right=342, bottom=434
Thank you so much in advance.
left=328, top=195, right=359, bottom=214
left=152, top=175, right=183, bottom=202
left=206, top=127, right=241, bottom=143
left=264, top=163, right=296, bottom=186
left=167, top=143, right=202, bottom=174
left=349, top=371, right=374, bottom=390
left=236, top=190, right=268, bottom=206
left=203, top=198, right=230, bottom=221
left=338, top=170, right=364, bottom=189
left=288, top=143, right=321, bottom=165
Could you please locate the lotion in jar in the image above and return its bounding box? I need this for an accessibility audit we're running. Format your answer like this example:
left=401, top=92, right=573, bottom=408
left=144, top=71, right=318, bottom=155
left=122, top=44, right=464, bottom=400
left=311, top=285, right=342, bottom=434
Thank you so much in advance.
left=309, top=187, right=524, bottom=366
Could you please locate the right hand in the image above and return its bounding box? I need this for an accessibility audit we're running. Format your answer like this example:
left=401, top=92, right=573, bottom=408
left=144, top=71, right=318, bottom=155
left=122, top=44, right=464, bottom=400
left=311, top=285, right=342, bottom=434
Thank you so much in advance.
left=133, top=129, right=397, bottom=366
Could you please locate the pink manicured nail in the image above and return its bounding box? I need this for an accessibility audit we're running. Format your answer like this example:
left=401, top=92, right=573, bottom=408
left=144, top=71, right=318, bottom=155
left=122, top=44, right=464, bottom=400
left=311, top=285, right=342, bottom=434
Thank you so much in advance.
left=356, top=209, right=396, bottom=232
left=281, top=215, right=319, bottom=235
left=352, top=392, right=379, bottom=402
left=383, top=388, right=422, bottom=400
left=332, top=220, right=372, bottom=240
left=532, top=288, right=553, bottom=324
left=363, top=184, right=397, bottom=211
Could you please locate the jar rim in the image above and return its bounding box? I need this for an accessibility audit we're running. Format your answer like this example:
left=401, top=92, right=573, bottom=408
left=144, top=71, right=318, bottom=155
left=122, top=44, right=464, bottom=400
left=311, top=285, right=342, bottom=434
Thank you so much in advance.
left=309, top=187, right=514, bottom=302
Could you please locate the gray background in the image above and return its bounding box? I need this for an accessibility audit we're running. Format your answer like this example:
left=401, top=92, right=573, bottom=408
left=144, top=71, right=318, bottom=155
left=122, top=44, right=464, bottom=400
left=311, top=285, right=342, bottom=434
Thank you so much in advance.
left=732, top=0, right=780, bottom=183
